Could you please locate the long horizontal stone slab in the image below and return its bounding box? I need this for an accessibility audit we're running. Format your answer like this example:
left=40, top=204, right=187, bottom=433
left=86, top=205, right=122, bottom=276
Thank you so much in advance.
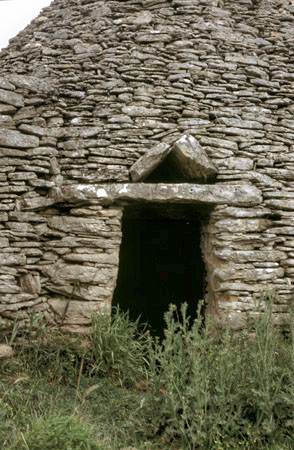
left=0, top=129, right=39, bottom=149
left=53, top=183, right=262, bottom=207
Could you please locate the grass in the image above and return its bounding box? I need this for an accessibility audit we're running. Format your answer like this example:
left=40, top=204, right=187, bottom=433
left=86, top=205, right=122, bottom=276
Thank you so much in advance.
left=0, top=296, right=294, bottom=449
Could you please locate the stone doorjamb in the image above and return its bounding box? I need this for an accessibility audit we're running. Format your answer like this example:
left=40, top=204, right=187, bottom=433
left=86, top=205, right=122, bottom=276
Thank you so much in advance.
left=46, top=182, right=263, bottom=323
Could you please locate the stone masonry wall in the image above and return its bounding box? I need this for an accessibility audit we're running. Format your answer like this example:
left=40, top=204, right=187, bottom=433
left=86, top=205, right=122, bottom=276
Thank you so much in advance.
left=0, top=0, right=294, bottom=329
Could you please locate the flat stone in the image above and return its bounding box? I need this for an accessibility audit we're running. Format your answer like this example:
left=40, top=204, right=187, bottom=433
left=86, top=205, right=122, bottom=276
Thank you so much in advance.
left=8, top=172, right=37, bottom=181
left=29, top=180, right=55, bottom=189
left=250, top=172, right=282, bottom=189
left=170, top=134, right=217, bottom=181
left=14, top=106, right=37, bottom=120
left=264, top=199, right=294, bottom=211
left=211, top=127, right=264, bottom=139
left=19, top=124, right=47, bottom=137
left=136, top=32, right=172, bottom=43
left=218, top=118, right=263, bottom=130
left=8, top=74, right=55, bottom=94
left=0, top=104, right=16, bottom=114
left=267, top=227, right=294, bottom=235
left=47, top=282, right=113, bottom=301
left=64, top=253, right=118, bottom=264
left=244, top=66, right=269, bottom=79
left=0, top=77, right=15, bottom=91
left=221, top=158, right=253, bottom=171
left=0, top=293, right=37, bottom=304
left=115, top=10, right=153, bottom=26
left=0, top=254, right=26, bottom=266
left=48, top=216, right=110, bottom=234
left=199, top=136, right=238, bottom=151
left=28, top=147, right=58, bottom=157
left=0, top=129, right=39, bottom=149
left=215, top=250, right=286, bottom=263
left=0, top=282, right=20, bottom=294
left=90, top=4, right=112, bottom=20
left=7, top=222, right=35, bottom=233
left=42, top=263, right=117, bottom=284
left=243, top=268, right=284, bottom=282
left=225, top=54, right=268, bottom=67
left=21, top=196, right=56, bottom=210
left=57, top=182, right=261, bottom=207
left=218, top=282, right=259, bottom=292
left=0, top=89, right=24, bottom=107
left=214, top=267, right=284, bottom=282
left=48, top=299, right=108, bottom=324
left=214, top=218, right=269, bottom=233
left=121, top=106, right=162, bottom=117
left=0, top=115, right=14, bottom=127
left=130, top=142, right=171, bottom=182
left=217, top=207, right=271, bottom=218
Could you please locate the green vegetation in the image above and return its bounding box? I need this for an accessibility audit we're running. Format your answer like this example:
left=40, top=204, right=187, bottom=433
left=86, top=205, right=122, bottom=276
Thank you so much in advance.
left=1, top=297, right=294, bottom=449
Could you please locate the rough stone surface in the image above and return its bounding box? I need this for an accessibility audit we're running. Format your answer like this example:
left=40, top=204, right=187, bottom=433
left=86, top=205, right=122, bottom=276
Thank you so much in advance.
left=0, top=344, right=14, bottom=359
left=55, top=183, right=262, bottom=207
left=0, top=0, right=294, bottom=330
left=0, top=89, right=23, bottom=107
left=170, top=134, right=217, bottom=181
left=130, top=142, right=171, bottom=182
left=0, top=129, right=39, bottom=149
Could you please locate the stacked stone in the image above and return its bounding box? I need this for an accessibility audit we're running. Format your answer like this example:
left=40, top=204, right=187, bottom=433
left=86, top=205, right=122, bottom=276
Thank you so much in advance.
left=0, top=74, right=57, bottom=326
left=0, top=0, right=294, bottom=329
left=40, top=205, right=122, bottom=332
left=0, top=73, right=122, bottom=330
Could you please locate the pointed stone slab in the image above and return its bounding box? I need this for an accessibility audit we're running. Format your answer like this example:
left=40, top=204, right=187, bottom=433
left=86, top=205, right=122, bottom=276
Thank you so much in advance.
left=130, top=142, right=172, bottom=182
left=170, top=134, right=217, bottom=181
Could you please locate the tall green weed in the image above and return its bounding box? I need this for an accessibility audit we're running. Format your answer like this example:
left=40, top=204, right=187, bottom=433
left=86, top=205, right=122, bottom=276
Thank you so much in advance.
left=1, top=298, right=294, bottom=449
left=136, top=300, right=294, bottom=449
left=9, top=414, right=100, bottom=450
left=85, top=307, right=150, bottom=385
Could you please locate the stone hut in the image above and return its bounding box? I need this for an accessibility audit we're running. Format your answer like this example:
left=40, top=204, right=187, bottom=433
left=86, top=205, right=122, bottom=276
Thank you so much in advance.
left=0, top=0, right=294, bottom=333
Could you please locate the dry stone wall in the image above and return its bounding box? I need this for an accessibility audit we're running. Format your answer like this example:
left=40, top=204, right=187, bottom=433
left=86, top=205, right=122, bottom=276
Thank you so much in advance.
left=0, top=0, right=294, bottom=329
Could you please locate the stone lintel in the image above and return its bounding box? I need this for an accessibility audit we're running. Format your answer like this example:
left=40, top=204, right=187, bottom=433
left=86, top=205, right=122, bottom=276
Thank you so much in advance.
left=53, top=183, right=262, bottom=207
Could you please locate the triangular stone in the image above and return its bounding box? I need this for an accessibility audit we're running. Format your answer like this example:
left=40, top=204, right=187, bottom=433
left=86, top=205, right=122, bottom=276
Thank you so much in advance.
left=130, top=142, right=172, bottom=182
left=130, top=134, right=217, bottom=183
left=170, top=134, right=217, bottom=182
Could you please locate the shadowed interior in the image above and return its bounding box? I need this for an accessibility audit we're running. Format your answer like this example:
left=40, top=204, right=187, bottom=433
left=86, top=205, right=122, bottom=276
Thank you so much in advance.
left=113, top=207, right=205, bottom=336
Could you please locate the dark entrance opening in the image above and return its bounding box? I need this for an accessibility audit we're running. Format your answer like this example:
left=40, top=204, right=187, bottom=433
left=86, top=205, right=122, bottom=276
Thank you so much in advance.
left=113, top=205, right=206, bottom=336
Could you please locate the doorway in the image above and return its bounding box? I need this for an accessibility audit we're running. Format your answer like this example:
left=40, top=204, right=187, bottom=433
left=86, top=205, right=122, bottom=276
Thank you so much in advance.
left=112, top=205, right=206, bottom=336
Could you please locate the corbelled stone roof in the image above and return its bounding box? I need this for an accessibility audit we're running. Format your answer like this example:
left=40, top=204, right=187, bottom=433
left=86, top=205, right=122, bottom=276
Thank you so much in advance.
left=1, top=0, right=294, bottom=187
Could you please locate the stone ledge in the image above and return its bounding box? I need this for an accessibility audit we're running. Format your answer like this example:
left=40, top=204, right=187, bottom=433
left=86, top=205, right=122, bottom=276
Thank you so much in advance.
left=52, top=183, right=262, bottom=207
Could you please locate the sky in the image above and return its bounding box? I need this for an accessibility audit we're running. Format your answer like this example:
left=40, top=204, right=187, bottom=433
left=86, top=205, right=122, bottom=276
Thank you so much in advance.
left=0, top=0, right=52, bottom=51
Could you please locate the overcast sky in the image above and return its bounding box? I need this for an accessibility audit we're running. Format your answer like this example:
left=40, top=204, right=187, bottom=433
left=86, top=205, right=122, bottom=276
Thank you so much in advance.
left=0, top=0, right=52, bottom=51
